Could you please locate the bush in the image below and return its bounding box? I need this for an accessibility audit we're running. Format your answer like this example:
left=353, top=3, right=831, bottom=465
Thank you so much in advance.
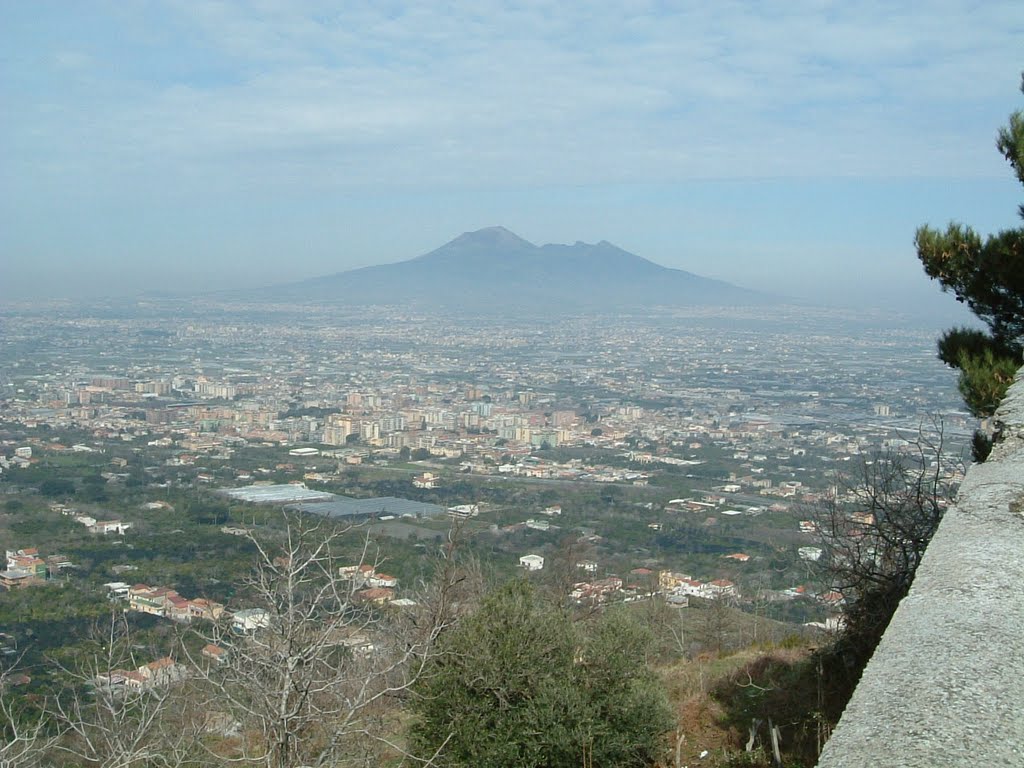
left=409, top=581, right=672, bottom=767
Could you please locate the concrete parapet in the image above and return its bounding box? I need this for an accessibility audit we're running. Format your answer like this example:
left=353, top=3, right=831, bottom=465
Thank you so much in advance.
left=817, top=370, right=1024, bottom=767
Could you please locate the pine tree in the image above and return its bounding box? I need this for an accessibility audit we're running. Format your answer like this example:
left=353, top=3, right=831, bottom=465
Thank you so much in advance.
left=915, top=76, right=1024, bottom=447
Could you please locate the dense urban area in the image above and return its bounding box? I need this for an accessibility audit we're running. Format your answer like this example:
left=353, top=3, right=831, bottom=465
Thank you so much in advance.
left=0, top=298, right=971, bottom=766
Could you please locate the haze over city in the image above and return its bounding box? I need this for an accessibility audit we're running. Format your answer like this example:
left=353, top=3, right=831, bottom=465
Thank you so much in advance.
left=1, top=1, right=1020, bottom=316
left=6, top=4, right=1024, bottom=766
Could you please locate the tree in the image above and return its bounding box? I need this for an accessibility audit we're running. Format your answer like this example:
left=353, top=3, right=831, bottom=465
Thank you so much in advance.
left=13, top=515, right=470, bottom=768
left=811, top=426, right=960, bottom=702
left=915, top=75, right=1024, bottom=444
left=46, top=612, right=202, bottom=768
left=409, top=581, right=671, bottom=768
left=38, top=477, right=75, bottom=497
left=182, top=512, right=467, bottom=768
left=578, top=608, right=674, bottom=766
left=540, top=534, right=594, bottom=608
left=697, top=594, right=737, bottom=656
left=1, top=665, right=54, bottom=768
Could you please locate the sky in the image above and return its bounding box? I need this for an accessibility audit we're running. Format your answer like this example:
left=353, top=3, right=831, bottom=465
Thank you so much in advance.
left=1, top=0, right=1022, bottom=316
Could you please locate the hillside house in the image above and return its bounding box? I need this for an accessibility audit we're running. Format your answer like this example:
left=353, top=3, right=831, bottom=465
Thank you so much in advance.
left=5, top=549, right=47, bottom=579
left=0, top=570, right=38, bottom=589
left=570, top=577, right=623, bottom=604
left=202, top=644, right=228, bottom=664
left=46, top=553, right=74, bottom=574
left=413, top=472, right=439, bottom=488
left=188, top=598, right=226, bottom=621
left=0, top=548, right=63, bottom=589
left=447, top=504, right=480, bottom=519
left=658, top=571, right=694, bottom=592
left=104, top=581, right=131, bottom=599
left=127, top=584, right=224, bottom=621
left=129, top=585, right=177, bottom=616
left=356, top=587, right=395, bottom=605
left=366, top=572, right=398, bottom=589
left=519, top=554, right=545, bottom=571
left=339, top=563, right=377, bottom=587
left=705, top=579, right=738, bottom=598
left=232, top=608, right=271, bottom=632
left=93, top=520, right=132, bottom=535
left=96, top=657, right=185, bottom=693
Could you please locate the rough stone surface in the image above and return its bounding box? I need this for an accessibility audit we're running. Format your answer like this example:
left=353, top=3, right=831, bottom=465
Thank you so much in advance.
left=817, top=370, right=1024, bottom=768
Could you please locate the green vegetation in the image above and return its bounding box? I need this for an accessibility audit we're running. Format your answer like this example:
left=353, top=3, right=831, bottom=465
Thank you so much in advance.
left=916, top=76, right=1024, bottom=455
left=409, top=580, right=672, bottom=768
left=0, top=427, right=858, bottom=767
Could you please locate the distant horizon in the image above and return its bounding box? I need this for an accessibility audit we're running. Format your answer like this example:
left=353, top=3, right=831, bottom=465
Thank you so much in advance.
left=275, top=224, right=990, bottom=327
left=0, top=221, right=983, bottom=328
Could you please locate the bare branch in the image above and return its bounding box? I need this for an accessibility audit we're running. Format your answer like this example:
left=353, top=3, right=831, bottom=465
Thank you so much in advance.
left=179, top=509, right=470, bottom=768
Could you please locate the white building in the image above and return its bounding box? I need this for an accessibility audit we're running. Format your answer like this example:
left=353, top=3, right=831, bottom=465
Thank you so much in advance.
left=232, top=608, right=271, bottom=632
left=519, top=554, right=545, bottom=571
left=447, top=504, right=480, bottom=519
left=798, top=546, right=823, bottom=562
left=104, top=581, right=131, bottom=599
left=702, top=579, right=738, bottom=598
left=93, top=521, right=132, bottom=535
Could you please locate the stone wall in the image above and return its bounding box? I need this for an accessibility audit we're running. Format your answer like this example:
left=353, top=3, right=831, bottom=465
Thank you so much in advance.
left=816, top=371, right=1024, bottom=767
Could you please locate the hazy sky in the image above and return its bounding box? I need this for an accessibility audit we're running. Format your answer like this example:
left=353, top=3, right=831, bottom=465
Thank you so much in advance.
left=1, top=1, right=1021, bottom=315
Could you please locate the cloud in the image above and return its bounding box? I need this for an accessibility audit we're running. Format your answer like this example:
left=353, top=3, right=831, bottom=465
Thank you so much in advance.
left=1, top=1, right=1022, bottom=302
left=5, top=0, right=1022, bottom=199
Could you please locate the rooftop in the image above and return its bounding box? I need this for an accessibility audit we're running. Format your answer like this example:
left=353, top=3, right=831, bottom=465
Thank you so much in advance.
left=288, top=496, right=444, bottom=520
left=220, top=484, right=337, bottom=504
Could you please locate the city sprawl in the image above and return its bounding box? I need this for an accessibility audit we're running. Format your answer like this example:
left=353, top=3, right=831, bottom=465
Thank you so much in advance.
left=0, top=299, right=970, bottom=691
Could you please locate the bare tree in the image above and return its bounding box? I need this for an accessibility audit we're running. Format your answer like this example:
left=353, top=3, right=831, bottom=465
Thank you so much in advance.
left=742, top=568, right=772, bottom=648
left=812, top=420, right=962, bottom=671
left=541, top=534, right=588, bottom=606
left=47, top=611, right=203, bottom=768
left=1, top=664, right=54, bottom=768
left=697, top=593, right=737, bottom=655
left=182, top=511, right=469, bottom=768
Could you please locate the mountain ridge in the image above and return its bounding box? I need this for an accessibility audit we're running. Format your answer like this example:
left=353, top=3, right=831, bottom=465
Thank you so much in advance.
left=263, top=227, right=770, bottom=310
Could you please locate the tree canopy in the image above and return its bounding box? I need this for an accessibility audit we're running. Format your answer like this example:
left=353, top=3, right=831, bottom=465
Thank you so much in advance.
left=408, top=580, right=672, bottom=768
left=915, top=75, right=1024, bottom=429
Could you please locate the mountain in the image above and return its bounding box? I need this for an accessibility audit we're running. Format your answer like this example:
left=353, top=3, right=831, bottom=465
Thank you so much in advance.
left=269, top=226, right=767, bottom=310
